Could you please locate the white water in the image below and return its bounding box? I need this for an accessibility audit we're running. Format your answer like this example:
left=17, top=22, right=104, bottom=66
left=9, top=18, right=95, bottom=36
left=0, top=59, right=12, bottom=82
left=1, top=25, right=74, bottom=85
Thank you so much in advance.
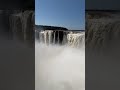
left=35, top=42, right=85, bottom=90
left=35, top=30, right=85, bottom=47
left=67, top=33, right=85, bottom=48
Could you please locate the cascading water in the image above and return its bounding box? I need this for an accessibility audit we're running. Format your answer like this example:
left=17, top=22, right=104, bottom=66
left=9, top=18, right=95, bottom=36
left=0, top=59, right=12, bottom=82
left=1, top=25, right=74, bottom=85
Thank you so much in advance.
left=35, top=30, right=85, bottom=47
left=35, top=30, right=85, bottom=90
left=67, top=32, right=85, bottom=48
left=86, top=12, right=120, bottom=50
left=9, top=10, right=34, bottom=41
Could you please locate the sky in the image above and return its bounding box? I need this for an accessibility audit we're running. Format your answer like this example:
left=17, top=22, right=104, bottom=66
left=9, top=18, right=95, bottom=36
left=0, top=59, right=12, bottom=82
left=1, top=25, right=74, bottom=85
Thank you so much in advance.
left=35, top=0, right=85, bottom=30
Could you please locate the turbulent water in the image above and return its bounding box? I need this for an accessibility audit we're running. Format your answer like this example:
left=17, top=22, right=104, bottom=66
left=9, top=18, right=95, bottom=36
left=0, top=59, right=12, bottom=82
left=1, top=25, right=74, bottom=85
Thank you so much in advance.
left=35, top=31, right=85, bottom=90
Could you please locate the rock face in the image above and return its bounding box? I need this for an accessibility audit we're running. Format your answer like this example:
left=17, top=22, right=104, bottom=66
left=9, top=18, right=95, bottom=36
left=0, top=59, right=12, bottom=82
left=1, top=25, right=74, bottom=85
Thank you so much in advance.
left=9, top=10, right=34, bottom=42
left=86, top=11, right=120, bottom=51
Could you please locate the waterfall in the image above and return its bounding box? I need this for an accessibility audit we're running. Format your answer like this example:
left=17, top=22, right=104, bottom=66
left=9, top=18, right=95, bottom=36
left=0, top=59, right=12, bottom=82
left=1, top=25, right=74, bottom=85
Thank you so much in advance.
left=67, top=32, right=85, bottom=48
left=48, top=31, right=52, bottom=44
left=57, top=31, right=60, bottom=44
left=53, top=31, right=56, bottom=44
left=35, top=33, right=85, bottom=90
left=86, top=12, right=120, bottom=50
left=35, top=30, right=85, bottom=48
left=9, top=10, right=34, bottom=41
left=35, top=29, right=85, bottom=90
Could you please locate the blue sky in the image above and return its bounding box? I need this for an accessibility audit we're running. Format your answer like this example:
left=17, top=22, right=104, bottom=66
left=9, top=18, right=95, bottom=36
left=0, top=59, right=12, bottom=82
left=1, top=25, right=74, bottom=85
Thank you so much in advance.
left=35, top=0, right=85, bottom=30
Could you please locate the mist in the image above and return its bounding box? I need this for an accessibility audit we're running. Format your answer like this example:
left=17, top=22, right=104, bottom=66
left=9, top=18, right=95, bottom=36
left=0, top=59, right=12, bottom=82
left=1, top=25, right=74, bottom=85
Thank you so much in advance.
left=35, top=42, right=85, bottom=90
